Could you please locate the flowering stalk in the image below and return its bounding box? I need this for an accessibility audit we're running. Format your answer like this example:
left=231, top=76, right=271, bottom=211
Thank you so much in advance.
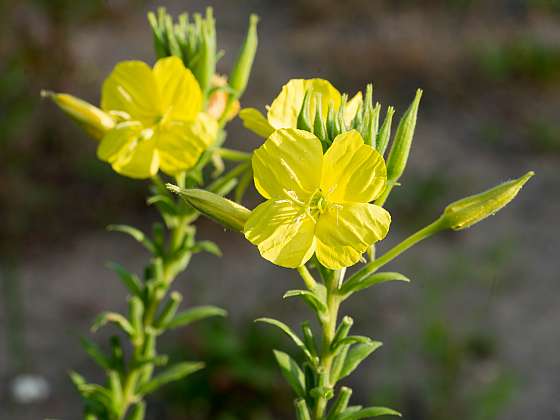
left=179, top=78, right=534, bottom=419
left=44, top=7, right=259, bottom=420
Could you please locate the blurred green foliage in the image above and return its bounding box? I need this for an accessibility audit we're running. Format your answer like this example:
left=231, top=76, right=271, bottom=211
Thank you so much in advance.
left=161, top=320, right=293, bottom=420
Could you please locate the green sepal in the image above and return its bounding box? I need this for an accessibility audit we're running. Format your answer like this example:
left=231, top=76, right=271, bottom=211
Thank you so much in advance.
left=297, top=90, right=313, bottom=132
left=137, top=361, right=204, bottom=396
left=273, top=349, right=306, bottom=398
left=166, top=305, right=227, bottom=329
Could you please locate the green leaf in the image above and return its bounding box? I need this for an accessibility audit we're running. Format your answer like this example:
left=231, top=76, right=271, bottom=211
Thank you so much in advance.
left=138, top=361, right=204, bottom=395
left=341, top=272, right=410, bottom=297
left=91, top=312, right=135, bottom=336
left=191, top=240, right=222, bottom=256
left=295, top=398, right=312, bottom=420
left=332, top=336, right=374, bottom=352
left=106, top=262, right=143, bottom=297
left=273, top=350, right=306, bottom=398
left=147, top=194, right=178, bottom=216
left=125, top=402, right=146, bottom=420
left=107, top=224, right=156, bottom=254
left=337, top=341, right=383, bottom=381
left=283, top=289, right=326, bottom=313
left=166, top=305, right=227, bottom=329
left=79, top=337, right=111, bottom=370
left=256, top=318, right=313, bottom=362
left=338, top=406, right=401, bottom=419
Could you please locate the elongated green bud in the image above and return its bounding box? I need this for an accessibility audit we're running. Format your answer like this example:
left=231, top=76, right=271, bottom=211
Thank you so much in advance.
left=192, top=8, right=216, bottom=95
left=376, top=106, right=395, bottom=156
left=167, top=186, right=250, bottom=232
left=386, top=89, right=422, bottom=182
left=41, top=90, right=114, bottom=140
left=229, top=14, right=259, bottom=98
left=439, top=171, right=534, bottom=230
left=297, top=90, right=313, bottom=132
left=326, top=102, right=337, bottom=142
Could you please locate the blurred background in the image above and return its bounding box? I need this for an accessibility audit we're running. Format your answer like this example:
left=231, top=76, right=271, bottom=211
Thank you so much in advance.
left=0, top=0, right=558, bottom=419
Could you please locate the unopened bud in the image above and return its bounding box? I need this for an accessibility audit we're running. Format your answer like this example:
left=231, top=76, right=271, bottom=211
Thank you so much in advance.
left=229, top=14, right=259, bottom=99
left=41, top=90, right=114, bottom=140
left=167, top=186, right=250, bottom=232
left=439, top=171, right=534, bottom=231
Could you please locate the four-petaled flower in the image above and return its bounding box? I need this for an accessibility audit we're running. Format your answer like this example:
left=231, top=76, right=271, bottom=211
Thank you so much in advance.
left=98, top=56, right=218, bottom=179
left=239, top=78, right=362, bottom=138
left=244, top=128, right=391, bottom=269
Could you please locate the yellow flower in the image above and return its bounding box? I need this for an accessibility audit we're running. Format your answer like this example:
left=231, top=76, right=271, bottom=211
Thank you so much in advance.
left=244, top=128, right=391, bottom=269
left=239, top=78, right=362, bottom=138
left=98, top=56, right=218, bottom=179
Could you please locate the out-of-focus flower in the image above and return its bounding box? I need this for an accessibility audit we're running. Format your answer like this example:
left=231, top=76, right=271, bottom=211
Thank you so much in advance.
left=98, top=56, right=218, bottom=179
left=239, top=79, right=362, bottom=138
left=207, top=75, right=240, bottom=122
left=244, top=128, right=390, bottom=269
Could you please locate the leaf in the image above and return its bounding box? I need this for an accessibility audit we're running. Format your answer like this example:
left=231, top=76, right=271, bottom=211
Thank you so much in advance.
left=283, top=289, right=326, bottom=313
left=79, top=337, right=112, bottom=370
left=273, top=350, right=306, bottom=398
left=234, top=165, right=253, bottom=203
left=337, top=341, right=383, bottom=381
left=138, top=362, right=204, bottom=395
left=295, top=398, right=312, bottom=420
left=146, top=194, right=178, bottom=216
left=69, top=372, right=112, bottom=410
left=332, top=335, right=373, bottom=353
left=106, top=262, right=143, bottom=296
left=91, top=312, right=135, bottom=336
left=166, top=305, right=227, bottom=329
left=191, top=240, right=222, bottom=256
left=256, top=318, right=313, bottom=361
left=338, top=406, right=401, bottom=419
left=107, top=224, right=156, bottom=254
left=341, top=272, right=410, bottom=296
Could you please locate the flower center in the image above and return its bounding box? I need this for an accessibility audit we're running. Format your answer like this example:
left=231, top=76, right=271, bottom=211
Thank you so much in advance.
left=307, top=189, right=328, bottom=220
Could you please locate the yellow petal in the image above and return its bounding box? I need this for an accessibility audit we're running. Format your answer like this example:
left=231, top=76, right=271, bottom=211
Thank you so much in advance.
left=153, top=56, right=202, bottom=121
left=267, top=79, right=341, bottom=129
left=157, top=113, right=218, bottom=175
left=239, top=108, right=274, bottom=138
left=244, top=200, right=316, bottom=268
left=321, top=130, right=386, bottom=203
left=344, top=91, right=362, bottom=126
left=101, top=61, right=160, bottom=125
left=315, top=202, right=391, bottom=269
left=97, top=121, right=143, bottom=163
left=252, top=128, right=323, bottom=201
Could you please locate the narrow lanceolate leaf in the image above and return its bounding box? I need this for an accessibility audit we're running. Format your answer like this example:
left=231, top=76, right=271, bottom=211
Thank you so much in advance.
left=191, top=240, right=222, bottom=256
left=337, top=341, right=383, bottom=381
left=106, top=262, right=143, bottom=296
left=340, top=272, right=410, bottom=296
left=255, top=318, right=312, bottom=361
left=91, top=312, right=135, bottom=336
left=126, top=402, right=146, bottom=420
left=338, top=406, right=402, bottom=419
left=79, top=337, right=112, bottom=370
left=166, top=305, right=227, bottom=329
left=332, top=336, right=372, bottom=353
left=138, top=362, right=204, bottom=395
left=107, top=225, right=156, bottom=254
left=283, top=289, right=326, bottom=314
left=273, top=350, right=306, bottom=398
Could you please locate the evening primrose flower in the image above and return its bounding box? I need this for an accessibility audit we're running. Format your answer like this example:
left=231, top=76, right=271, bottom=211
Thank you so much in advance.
left=244, top=128, right=391, bottom=269
left=98, top=56, right=218, bottom=179
left=239, top=78, right=362, bottom=138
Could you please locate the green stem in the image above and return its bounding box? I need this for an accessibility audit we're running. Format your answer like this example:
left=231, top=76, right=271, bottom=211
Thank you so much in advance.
left=217, top=147, right=251, bottom=161
left=314, top=269, right=343, bottom=419
left=297, top=265, right=317, bottom=290
left=349, top=218, right=444, bottom=285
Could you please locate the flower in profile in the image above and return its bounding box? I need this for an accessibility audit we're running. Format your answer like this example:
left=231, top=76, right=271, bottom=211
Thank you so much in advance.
left=239, top=78, right=362, bottom=138
left=98, top=56, right=218, bottom=179
left=244, top=128, right=391, bottom=269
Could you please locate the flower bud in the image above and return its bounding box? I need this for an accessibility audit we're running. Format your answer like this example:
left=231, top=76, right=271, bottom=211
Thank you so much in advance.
left=439, top=171, right=534, bottom=231
left=385, top=89, right=422, bottom=182
left=41, top=90, right=114, bottom=140
left=167, top=186, right=250, bottom=232
left=229, top=14, right=259, bottom=99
